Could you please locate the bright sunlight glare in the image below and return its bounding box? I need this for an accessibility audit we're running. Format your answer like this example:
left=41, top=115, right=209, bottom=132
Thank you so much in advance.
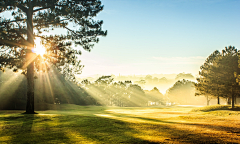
left=32, top=38, right=46, bottom=57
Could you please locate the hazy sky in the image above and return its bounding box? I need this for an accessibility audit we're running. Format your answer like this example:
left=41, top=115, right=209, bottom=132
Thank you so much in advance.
left=78, top=0, right=240, bottom=77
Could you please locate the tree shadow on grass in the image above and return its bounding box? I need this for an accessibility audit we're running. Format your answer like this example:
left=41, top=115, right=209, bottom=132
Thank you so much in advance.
left=1, top=111, right=240, bottom=143
left=230, top=107, right=240, bottom=111
left=100, top=113, right=240, bottom=143
left=54, top=115, right=159, bottom=143
left=53, top=114, right=230, bottom=144
left=1, top=114, right=75, bottom=144
left=0, top=112, right=159, bottom=144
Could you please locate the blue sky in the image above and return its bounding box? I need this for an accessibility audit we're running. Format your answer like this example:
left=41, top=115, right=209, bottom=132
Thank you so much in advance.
left=79, top=0, right=240, bottom=77
left=2, top=0, right=239, bottom=77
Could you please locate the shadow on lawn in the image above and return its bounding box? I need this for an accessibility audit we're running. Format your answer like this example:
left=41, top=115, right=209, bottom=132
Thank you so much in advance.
left=1, top=113, right=159, bottom=144
left=1, top=111, right=240, bottom=144
left=1, top=114, right=74, bottom=144
left=103, top=113, right=240, bottom=143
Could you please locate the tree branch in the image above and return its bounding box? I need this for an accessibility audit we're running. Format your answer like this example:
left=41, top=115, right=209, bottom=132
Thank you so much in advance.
left=0, top=39, right=28, bottom=47
left=33, top=4, right=63, bottom=12
left=16, top=4, right=28, bottom=13
left=0, top=19, right=26, bottom=25
left=33, top=6, right=51, bottom=12
left=33, top=18, right=70, bottom=27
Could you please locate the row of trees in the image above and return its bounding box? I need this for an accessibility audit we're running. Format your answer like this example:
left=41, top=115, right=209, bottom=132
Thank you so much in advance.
left=79, top=76, right=166, bottom=107
left=195, top=46, right=240, bottom=108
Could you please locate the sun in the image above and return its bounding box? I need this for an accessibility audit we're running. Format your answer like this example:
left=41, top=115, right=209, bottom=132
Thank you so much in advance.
left=33, top=45, right=46, bottom=56
left=32, top=38, right=46, bottom=57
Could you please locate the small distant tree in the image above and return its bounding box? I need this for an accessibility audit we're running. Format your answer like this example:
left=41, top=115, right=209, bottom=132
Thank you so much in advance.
left=127, top=84, right=147, bottom=106
left=145, top=87, right=165, bottom=105
left=175, top=73, right=195, bottom=81
left=166, top=79, right=196, bottom=105
left=0, top=0, right=107, bottom=113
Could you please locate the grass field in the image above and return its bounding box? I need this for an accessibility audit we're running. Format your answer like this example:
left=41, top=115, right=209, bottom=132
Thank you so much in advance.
left=1, top=105, right=240, bottom=144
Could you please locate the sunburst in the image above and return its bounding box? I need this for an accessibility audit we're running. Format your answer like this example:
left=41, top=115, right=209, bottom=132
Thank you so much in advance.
left=32, top=38, right=46, bottom=57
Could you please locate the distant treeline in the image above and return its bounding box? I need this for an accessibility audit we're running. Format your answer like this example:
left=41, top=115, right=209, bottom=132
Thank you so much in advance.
left=0, top=70, right=204, bottom=110
left=79, top=76, right=165, bottom=107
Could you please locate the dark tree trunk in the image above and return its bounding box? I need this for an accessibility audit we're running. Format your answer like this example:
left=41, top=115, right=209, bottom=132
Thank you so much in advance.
left=232, top=93, right=235, bottom=109
left=26, top=5, right=35, bottom=114
left=207, top=95, right=210, bottom=106
left=217, top=96, right=220, bottom=104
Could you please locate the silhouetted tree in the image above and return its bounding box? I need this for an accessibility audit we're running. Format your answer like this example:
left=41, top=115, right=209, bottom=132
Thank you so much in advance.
left=0, top=0, right=107, bottom=113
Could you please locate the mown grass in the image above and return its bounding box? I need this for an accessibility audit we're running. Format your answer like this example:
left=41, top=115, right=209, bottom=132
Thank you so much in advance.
left=191, top=105, right=240, bottom=112
left=1, top=105, right=240, bottom=144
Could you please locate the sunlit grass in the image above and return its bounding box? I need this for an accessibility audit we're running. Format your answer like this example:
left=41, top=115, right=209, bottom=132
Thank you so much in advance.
left=1, top=105, right=240, bottom=143
left=191, top=105, right=240, bottom=112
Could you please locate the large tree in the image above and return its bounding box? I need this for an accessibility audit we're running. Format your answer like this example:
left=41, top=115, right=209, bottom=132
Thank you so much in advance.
left=0, top=0, right=107, bottom=113
left=195, top=46, right=240, bottom=108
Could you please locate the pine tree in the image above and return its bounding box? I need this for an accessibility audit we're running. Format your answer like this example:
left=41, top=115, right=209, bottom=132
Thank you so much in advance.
left=195, top=46, right=240, bottom=108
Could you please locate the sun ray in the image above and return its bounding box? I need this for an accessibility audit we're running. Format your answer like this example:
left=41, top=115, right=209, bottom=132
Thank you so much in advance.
left=0, top=71, right=24, bottom=108
left=43, top=62, right=54, bottom=102
left=22, top=53, right=38, bottom=69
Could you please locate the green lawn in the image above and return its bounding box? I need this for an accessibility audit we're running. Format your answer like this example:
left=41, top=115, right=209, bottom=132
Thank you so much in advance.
left=1, top=105, right=240, bottom=144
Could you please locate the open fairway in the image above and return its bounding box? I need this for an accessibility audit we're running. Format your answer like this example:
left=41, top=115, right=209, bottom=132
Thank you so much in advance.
left=1, top=105, right=240, bottom=144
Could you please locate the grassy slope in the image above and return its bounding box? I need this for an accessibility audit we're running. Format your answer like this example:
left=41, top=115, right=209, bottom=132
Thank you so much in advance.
left=0, top=105, right=240, bottom=144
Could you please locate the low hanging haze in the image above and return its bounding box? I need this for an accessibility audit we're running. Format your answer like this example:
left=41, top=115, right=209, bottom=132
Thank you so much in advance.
left=78, top=0, right=240, bottom=78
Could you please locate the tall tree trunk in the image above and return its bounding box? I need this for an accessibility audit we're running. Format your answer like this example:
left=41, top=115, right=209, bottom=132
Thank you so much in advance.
left=232, top=93, right=235, bottom=109
left=26, top=5, right=35, bottom=114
